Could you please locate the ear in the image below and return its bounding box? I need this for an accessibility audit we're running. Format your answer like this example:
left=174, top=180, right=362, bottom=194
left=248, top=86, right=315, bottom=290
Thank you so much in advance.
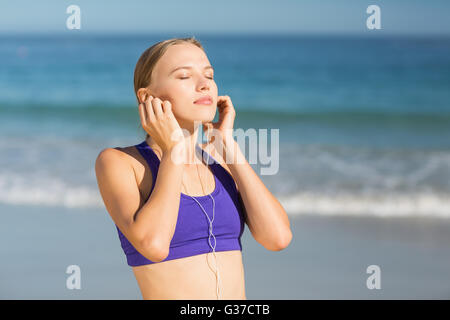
left=137, top=88, right=151, bottom=104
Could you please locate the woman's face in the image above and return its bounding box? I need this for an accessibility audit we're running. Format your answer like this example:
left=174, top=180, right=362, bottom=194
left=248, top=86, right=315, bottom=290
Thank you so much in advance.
left=144, top=43, right=218, bottom=129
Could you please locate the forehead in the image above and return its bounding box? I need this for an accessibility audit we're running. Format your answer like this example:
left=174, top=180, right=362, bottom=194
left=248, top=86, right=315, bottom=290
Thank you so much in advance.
left=156, top=43, right=210, bottom=74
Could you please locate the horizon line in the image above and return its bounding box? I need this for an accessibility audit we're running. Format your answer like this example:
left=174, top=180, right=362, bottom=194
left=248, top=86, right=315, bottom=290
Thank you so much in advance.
left=1, top=30, right=450, bottom=39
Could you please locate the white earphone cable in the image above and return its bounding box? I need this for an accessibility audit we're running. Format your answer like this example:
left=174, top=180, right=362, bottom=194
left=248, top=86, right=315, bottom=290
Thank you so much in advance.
left=189, top=192, right=221, bottom=300
left=185, top=139, right=221, bottom=300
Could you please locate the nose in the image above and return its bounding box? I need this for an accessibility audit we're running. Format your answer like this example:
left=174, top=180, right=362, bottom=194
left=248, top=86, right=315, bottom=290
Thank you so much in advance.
left=196, top=77, right=210, bottom=92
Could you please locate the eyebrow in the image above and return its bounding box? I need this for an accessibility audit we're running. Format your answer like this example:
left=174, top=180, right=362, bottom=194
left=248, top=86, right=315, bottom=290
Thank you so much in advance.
left=169, top=65, right=214, bottom=75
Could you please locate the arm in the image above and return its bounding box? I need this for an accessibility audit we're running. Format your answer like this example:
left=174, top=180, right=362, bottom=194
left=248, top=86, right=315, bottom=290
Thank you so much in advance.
left=220, top=138, right=293, bottom=251
left=95, top=147, right=184, bottom=262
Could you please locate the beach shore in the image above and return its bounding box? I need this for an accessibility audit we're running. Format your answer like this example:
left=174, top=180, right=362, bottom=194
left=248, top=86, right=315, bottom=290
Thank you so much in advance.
left=1, top=203, right=450, bottom=299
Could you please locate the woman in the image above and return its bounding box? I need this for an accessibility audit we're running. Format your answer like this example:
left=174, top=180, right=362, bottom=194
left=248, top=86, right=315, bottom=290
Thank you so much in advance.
left=95, top=37, right=292, bottom=300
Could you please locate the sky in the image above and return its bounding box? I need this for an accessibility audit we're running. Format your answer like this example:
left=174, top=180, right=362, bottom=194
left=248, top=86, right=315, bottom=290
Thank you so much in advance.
left=0, top=0, right=449, bottom=36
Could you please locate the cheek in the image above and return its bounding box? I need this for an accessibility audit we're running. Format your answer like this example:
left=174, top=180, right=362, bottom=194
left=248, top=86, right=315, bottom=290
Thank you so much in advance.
left=165, top=81, right=192, bottom=98
left=177, top=82, right=195, bottom=95
left=212, top=81, right=218, bottom=94
left=167, top=96, right=190, bottom=118
left=157, top=84, right=189, bottom=105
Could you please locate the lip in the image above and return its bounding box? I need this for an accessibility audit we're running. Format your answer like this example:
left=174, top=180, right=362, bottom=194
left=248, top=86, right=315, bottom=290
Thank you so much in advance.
left=194, top=96, right=213, bottom=105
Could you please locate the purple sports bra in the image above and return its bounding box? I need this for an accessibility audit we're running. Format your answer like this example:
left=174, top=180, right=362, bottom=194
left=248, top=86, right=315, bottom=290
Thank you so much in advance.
left=115, top=140, right=245, bottom=267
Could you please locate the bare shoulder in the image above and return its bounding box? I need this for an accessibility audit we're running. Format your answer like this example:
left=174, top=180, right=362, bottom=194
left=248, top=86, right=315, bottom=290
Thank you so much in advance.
left=95, top=145, right=151, bottom=189
left=96, top=146, right=137, bottom=169
left=95, top=144, right=155, bottom=214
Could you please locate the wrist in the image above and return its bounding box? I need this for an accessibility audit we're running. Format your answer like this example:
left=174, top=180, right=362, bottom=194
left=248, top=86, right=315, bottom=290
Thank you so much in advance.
left=222, top=133, right=235, bottom=147
left=222, top=137, right=245, bottom=166
left=163, top=145, right=187, bottom=166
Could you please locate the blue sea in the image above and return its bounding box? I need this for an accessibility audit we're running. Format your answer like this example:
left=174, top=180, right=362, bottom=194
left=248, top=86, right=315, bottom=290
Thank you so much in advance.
left=1, top=33, right=450, bottom=218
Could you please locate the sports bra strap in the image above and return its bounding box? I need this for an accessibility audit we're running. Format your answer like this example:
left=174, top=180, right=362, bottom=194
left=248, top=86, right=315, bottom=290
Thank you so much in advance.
left=135, top=141, right=160, bottom=194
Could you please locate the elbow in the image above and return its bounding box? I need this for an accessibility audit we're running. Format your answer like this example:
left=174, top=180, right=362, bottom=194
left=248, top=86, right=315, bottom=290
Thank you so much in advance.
left=256, top=229, right=293, bottom=252
left=272, top=229, right=293, bottom=251
left=139, top=236, right=169, bottom=263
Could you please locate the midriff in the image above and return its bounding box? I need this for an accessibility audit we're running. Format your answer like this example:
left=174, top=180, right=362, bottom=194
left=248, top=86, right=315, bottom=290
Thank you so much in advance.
left=132, top=249, right=246, bottom=300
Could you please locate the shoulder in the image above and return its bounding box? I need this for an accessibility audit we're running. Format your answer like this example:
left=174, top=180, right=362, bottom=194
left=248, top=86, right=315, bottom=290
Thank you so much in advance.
left=95, top=147, right=125, bottom=168
left=96, top=146, right=135, bottom=168
left=95, top=145, right=153, bottom=200
left=95, top=145, right=147, bottom=181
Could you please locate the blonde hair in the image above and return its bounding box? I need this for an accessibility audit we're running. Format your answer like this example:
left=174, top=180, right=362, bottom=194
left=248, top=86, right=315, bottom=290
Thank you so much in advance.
left=133, top=37, right=205, bottom=139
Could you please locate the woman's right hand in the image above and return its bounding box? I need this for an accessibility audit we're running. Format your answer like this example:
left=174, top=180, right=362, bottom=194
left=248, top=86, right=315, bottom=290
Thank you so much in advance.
left=138, top=96, right=186, bottom=158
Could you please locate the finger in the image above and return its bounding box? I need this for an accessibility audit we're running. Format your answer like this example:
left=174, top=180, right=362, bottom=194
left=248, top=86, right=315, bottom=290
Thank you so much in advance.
left=217, top=99, right=230, bottom=108
left=162, top=100, right=172, bottom=115
left=141, top=94, right=153, bottom=104
left=145, top=95, right=156, bottom=123
left=152, top=98, right=164, bottom=118
left=217, top=95, right=229, bottom=102
left=138, top=103, right=147, bottom=127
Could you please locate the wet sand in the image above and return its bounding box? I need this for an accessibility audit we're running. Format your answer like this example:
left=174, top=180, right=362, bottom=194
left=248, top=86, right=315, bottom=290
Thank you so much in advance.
left=1, top=203, right=450, bottom=299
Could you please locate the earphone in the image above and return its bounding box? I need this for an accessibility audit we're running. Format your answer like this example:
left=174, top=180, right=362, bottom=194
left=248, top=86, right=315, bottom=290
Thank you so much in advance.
left=189, top=185, right=221, bottom=299
left=184, top=131, right=221, bottom=300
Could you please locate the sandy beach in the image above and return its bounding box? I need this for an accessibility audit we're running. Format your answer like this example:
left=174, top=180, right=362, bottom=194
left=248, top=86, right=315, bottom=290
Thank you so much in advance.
left=2, top=203, right=450, bottom=299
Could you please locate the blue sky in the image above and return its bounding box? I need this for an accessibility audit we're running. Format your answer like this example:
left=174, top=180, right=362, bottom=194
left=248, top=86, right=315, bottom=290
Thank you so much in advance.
left=0, top=0, right=449, bottom=35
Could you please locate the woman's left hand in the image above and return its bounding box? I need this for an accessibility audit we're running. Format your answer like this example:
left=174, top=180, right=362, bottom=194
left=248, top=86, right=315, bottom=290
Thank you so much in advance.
left=203, top=95, right=236, bottom=143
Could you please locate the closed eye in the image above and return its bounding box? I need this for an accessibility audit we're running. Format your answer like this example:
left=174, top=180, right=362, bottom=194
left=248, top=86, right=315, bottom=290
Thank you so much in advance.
left=179, top=76, right=214, bottom=80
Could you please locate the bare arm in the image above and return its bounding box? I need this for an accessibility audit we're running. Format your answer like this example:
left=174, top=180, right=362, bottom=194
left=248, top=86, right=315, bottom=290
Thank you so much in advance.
left=221, top=138, right=292, bottom=251
left=95, top=147, right=184, bottom=262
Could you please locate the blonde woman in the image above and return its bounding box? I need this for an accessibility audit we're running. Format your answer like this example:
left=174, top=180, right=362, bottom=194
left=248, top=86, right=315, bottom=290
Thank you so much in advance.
left=95, top=37, right=292, bottom=300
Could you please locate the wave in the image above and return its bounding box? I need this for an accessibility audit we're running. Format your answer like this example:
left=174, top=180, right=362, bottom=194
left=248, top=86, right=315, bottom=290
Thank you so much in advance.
left=1, top=172, right=449, bottom=218
left=279, top=190, right=450, bottom=218
left=0, top=174, right=103, bottom=209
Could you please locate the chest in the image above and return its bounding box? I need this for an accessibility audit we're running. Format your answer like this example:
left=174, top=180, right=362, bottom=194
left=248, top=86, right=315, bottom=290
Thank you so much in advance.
left=133, top=155, right=218, bottom=200
left=132, top=155, right=244, bottom=245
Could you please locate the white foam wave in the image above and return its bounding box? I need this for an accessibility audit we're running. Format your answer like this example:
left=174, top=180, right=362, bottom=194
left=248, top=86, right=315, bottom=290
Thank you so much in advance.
left=1, top=173, right=449, bottom=219
left=0, top=174, right=103, bottom=209
left=278, top=191, right=450, bottom=218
